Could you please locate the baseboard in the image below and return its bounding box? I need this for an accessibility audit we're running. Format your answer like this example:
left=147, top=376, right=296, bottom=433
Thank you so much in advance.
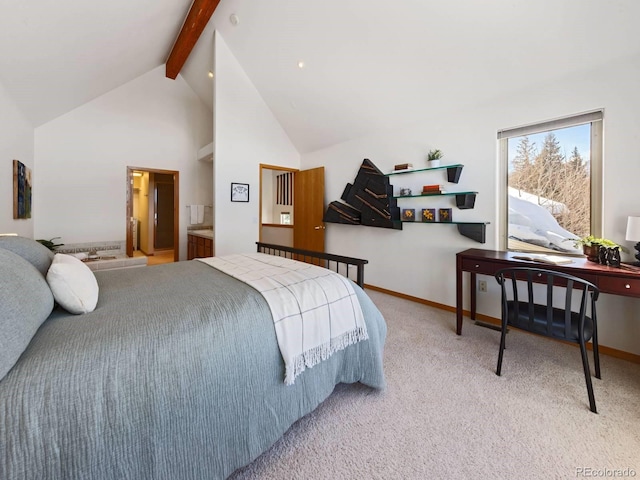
left=364, top=283, right=640, bottom=365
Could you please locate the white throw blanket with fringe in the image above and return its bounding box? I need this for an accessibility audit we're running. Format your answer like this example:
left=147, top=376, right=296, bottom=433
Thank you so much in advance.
left=197, top=253, right=368, bottom=385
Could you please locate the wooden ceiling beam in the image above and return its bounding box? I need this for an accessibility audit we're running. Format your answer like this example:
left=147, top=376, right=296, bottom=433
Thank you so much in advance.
left=166, top=0, right=220, bottom=79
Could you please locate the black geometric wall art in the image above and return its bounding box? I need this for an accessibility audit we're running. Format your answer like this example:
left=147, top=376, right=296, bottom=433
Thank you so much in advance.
left=324, top=159, right=402, bottom=230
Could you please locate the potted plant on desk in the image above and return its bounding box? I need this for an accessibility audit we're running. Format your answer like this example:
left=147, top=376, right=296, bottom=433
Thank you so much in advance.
left=567, top=235, right=622, bottom=265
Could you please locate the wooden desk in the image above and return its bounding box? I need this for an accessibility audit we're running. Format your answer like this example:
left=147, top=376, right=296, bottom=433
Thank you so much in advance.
left=456, top=248, right=640, bottom=335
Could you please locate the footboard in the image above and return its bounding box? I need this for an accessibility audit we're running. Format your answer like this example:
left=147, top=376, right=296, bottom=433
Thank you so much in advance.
left=256, top=242, right=368, bottom=288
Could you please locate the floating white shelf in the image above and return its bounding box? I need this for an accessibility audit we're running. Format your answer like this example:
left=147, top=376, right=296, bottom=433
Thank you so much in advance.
left=197, top=142, right=213, bottom=162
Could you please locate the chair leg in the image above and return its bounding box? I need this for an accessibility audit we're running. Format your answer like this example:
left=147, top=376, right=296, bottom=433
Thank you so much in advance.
left=592, top=333, right=601, bottom=380
left=496, top=321, right=507, bottom=376
left=579, top=338, right=597, bottom=414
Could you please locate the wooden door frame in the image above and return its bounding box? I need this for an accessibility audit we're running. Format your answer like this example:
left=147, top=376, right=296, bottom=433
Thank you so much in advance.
left=126, top=166, right=180, bottom=261
left=259, top=164, right=298, bottom=242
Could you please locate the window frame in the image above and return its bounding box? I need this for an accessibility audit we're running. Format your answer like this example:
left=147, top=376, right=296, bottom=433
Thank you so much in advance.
left=498, top=110, right=603, bottom=252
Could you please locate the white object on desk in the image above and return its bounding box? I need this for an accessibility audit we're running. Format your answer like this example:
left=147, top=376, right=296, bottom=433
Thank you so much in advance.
left=512, top=254, right=574, bottom=265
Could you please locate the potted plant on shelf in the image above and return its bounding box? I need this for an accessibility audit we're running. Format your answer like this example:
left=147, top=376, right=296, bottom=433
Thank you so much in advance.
left=427, top=149, right=443, bottom=168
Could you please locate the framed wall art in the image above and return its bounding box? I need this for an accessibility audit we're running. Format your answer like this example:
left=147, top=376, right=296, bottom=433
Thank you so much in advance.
left=13, top=160, right=32, bottom=219
left=231, top=182, right=249, bottom=202
left=421, top=208, right=436, bottom=222
left=401, top=209, right=415, bottom=222
left=438, top=208, right=452, bottom=223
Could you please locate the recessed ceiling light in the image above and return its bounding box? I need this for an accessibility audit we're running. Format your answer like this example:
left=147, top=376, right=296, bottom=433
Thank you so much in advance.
left=297, top=61, right=305, bottom=69
left=208, top=71, right=214, bottom=78
left=230, top=13, right=239, bottom=26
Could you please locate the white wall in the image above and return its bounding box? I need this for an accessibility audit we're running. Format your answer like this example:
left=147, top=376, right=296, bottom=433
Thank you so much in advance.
left=213, top=31, right=300, bottom=255
left=261, top=226, right=293, bottom=247
left=301, top=53, right=640, bottom=355
left=0, top=80, right=34, bottom=237
left=33, top=66, right=213, bottom=260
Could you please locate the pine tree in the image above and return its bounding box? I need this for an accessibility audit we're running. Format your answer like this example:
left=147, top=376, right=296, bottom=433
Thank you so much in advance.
left=532, top=132, right=565, bottom=200
left=512, top=136, right=537, bottom=171
left=508, top=136, right=538, bottom=192
left=566, top=146, right=587, bottom=175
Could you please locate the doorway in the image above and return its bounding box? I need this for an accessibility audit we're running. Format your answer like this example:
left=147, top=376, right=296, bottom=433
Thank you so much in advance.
left=260, top=165, right=296, bottom=247
left=126, top=167, right=180, bottom=263
left=259, top=164, right=325, bottom=253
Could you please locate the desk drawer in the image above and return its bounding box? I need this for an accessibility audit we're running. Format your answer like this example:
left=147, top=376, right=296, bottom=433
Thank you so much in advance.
left=598, top=276, right=640, bottom=297
left=461, top=259, right=502, bottom=276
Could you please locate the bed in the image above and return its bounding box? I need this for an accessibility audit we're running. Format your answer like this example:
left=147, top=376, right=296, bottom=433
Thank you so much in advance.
left=0, top=237, right=386, bottom=480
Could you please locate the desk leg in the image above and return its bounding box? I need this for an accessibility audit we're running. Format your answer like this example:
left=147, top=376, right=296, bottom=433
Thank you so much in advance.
left=470, top=272, right=477, bottom=321
left=456, top=256, right=463, bottom=335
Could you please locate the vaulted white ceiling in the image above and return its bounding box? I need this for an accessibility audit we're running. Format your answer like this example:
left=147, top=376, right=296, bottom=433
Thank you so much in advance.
left=0, top=0, right=190, bottom=127
left=2, top=0, right=639, bottom=154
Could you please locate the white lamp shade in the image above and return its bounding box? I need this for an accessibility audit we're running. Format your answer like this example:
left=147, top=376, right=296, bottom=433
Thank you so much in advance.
left=625, top=216, right=640, bottom=241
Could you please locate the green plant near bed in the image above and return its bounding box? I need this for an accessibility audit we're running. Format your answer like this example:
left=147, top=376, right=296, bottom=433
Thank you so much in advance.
left=36, top=237, right=64, bottom=251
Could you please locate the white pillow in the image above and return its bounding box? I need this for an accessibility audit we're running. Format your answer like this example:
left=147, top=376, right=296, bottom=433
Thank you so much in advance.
left=46, top=253, right=99, bottom=314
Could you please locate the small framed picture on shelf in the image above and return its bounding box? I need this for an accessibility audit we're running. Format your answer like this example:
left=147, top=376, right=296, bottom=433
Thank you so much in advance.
left=421, top=208, right=436, bottom=222
left=402, top=209, right=415, bottom=222
left=231, top=182, right=249, bottom=202
left=438, top=208, right=452, bottom=222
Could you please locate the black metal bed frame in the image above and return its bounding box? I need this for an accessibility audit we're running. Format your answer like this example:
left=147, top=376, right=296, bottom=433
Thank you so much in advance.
left=256, top=242, right=368, bottom=288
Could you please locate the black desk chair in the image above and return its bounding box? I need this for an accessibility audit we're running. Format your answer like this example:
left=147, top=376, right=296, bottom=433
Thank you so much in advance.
left=494, top=267, right=601, bottom=413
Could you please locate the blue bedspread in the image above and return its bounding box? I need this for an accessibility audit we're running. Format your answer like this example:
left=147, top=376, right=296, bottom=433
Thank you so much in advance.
left=0, top=260, right=386, bottom=480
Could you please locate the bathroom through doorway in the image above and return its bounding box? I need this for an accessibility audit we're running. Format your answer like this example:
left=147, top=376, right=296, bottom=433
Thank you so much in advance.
left=126, top=166, right=179, bottom=263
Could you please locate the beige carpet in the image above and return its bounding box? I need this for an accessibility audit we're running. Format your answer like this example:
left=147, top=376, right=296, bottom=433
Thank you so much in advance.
left=230, top=289, right=640, bottom=479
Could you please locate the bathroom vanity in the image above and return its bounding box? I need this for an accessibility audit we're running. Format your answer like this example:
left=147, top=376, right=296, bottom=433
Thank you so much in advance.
left=187, top=229, right=214, bottom=260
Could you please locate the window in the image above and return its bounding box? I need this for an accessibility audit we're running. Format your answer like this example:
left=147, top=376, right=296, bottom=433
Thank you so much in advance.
left=280, top=212, right=291, bottom=224
left=498, top=110, right=603, bottom=253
